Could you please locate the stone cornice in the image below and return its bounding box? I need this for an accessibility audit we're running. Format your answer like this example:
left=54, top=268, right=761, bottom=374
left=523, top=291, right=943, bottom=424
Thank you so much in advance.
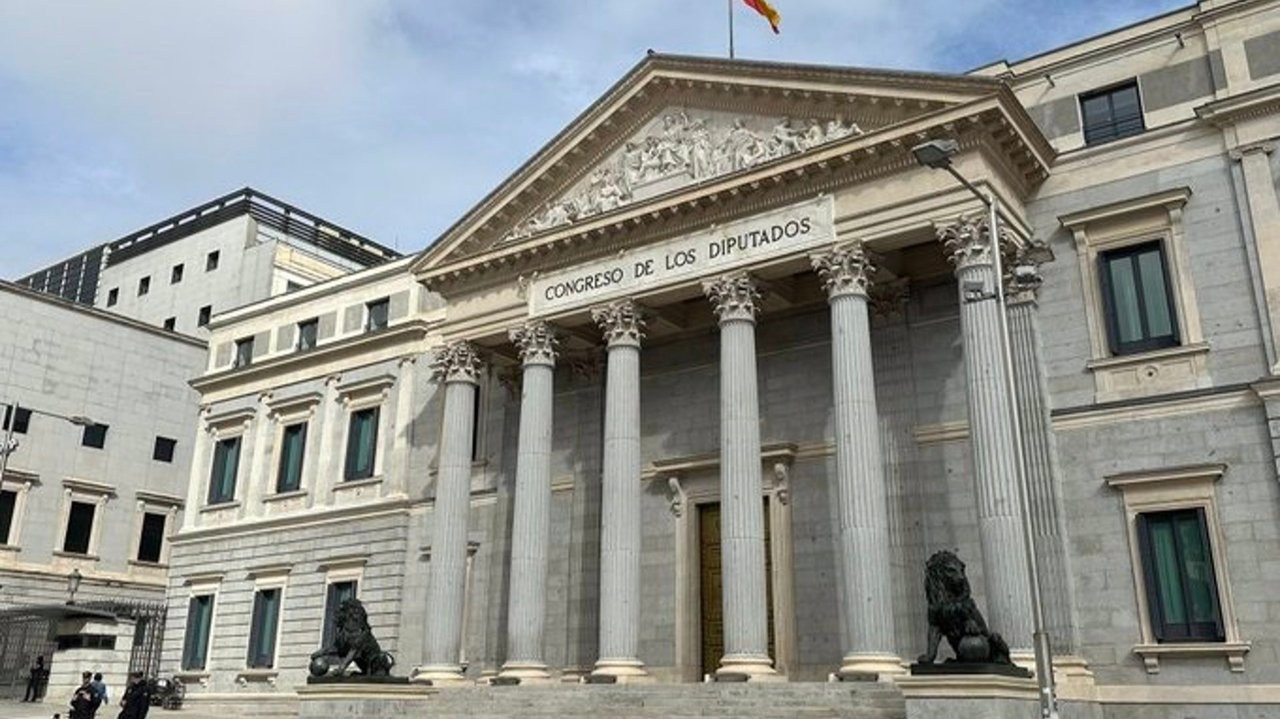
left=1058, top=186, right=1192, bottom=230
left=1195, top=83, right=1280, bottom=127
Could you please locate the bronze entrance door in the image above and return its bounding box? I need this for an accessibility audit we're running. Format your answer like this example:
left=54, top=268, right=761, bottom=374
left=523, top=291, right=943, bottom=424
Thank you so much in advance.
left=697, top=500, right=775, bottom=676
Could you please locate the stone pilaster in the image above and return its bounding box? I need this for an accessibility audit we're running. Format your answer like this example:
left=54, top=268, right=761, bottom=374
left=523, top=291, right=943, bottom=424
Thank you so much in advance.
left=389, top=356, right=417, bottom=497
left=589, top=300, right=649, bottom=681
left=810, top=243, right=903, bottom=677
left=310, top=375, right=342, bottom=508
left=500, top=321, right=558, bottom=682
left=183, top=409, right=212, bottom=530
left=1005, top=249, right=1080, bottom=656
left=415, top=341, right=484, bottom=685
left=939, top=216, right=1034, bottom=654
left=243, top=392, right=273, bottom=519
left=702, top=273, right=777, bottom=679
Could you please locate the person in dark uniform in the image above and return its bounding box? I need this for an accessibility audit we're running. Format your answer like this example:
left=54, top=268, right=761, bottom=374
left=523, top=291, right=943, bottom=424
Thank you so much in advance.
left=22, top=655, right=48, bottom=701
left=116, top=671, right=150, bottom=719
left=69, top=671, right=97, bottom=719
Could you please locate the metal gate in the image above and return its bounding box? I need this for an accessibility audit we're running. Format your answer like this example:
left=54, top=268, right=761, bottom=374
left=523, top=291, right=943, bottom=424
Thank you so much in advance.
left=81, top=599, right=168, bottom=679
left=0, top=609, right=57, bottom=700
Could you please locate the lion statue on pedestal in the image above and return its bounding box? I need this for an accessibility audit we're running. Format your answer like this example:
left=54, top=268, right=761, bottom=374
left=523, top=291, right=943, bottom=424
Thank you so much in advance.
left=916, top=550, right=1013, bottom=666
left=309, top=598, right=396, bottom=678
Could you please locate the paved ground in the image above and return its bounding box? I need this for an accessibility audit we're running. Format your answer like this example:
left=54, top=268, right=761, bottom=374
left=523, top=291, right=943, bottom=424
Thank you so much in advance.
left=0, top=700, right=225, bottom=719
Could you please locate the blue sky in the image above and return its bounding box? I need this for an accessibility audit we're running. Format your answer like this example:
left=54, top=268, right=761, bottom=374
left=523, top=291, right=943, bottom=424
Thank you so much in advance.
left=0, top=0, right=1187, bottom=277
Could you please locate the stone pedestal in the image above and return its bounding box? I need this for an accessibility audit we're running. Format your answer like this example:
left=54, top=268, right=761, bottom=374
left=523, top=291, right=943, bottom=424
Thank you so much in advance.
left=898, top=674, right=1038, bottom=719
left=297, top=682, right=435, bottom=719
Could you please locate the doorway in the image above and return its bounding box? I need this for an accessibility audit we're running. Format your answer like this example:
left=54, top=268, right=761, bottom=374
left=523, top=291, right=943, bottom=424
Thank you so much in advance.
left=697, top=500, right=775, bottom=676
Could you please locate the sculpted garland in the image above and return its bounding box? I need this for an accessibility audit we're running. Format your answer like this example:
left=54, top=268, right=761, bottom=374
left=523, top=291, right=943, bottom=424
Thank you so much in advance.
left=505, top=110, right=863, bottom=241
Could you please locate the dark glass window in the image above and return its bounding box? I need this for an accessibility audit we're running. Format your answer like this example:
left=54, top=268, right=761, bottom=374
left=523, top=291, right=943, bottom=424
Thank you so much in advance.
left=247, top=588, right=282, bottom=668
left=136, top=512, right=167, bottom=563
left=63, top=501, right=96, bottom=554
left=138, top=276, right=150, bottom=296
left=106, top=288, right=119, bottom=307
left=276, top=423, right=307, bottom=493
left=1100, top=241, right=1179, bottom=355
left=208, top=437, right=241, bottom=505
left=206, top=251, right=220, bottom=271
left=182, top=594, right=214, bottom=670
left=344, top=408, right=379, bottom=481
left=197, top=305, right=212, bottom=328
left=171, top=264, right=184, bottom=284
left=297, top=319, right=319, bottom=352
left=321, top=580, right=358, bottom=649
left=471, top=384, right=482, bottom=462
left=3, top=405, right=31, bottom=434
left=153, top=436, right=177, bottom=462
left=1137, top=508, right=1224, bottom=642
left=285, top=281, right=304, bottom=293
left=234, top=338, right=254, bottom=368
left=1081, top=81, right=1144, bottom=145
left=0, top=489, right=16, bottom=545
left=163, top=317, right=176, bottom=331
left=366, top=298, right=389, bottom=332
left=81, top=423, right=109, bottom=449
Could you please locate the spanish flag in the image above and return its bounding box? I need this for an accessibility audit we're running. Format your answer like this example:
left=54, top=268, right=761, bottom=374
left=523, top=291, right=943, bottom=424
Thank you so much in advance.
left=742, top=0, right=781, bottom=34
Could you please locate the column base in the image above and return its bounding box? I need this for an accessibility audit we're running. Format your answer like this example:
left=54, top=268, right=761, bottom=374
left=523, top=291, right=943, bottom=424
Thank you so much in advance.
left=835, top=653, right=907, bottom=680
left=497, top=661, right=553, bottom=684
left=410, top=664, right=469, bottom=686
left=590, top=659, right=652, bottom=684
left=715, top=655, right=782, bottom=682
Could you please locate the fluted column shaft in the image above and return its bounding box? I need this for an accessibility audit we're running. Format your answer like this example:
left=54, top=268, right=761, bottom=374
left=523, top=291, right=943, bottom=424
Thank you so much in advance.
left=704, top=274, right=776, bottom=679
left=941, top=219, right=1034, bottom=653
left=416, top=342, right=483, bottom=684
left=501, top=322, right=558, bottom=681
left=591, top=300, right=648, bottom=680
left=811, top=244, right=901, bottom=676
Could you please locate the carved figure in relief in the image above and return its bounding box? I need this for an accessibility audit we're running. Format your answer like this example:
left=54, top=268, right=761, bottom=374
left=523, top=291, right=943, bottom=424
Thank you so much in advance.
left=771, top=118, right=806, bottom=156
left=802, top=119, right=825, bottom=150
left=689, top=119, right=714, bottom=179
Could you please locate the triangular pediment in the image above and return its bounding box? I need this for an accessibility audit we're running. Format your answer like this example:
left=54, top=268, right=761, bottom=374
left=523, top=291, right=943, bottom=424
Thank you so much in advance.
left=414, top=54, right=1024, bottom=275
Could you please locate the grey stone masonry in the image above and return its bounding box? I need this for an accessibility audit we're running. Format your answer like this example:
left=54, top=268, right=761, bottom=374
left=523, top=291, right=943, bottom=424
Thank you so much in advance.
left=703, top=273, right=777, bottom=679
left=939, top=217, right=1034, bottom=653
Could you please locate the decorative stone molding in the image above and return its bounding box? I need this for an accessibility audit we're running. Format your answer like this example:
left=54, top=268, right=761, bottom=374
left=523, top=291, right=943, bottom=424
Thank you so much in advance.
left=509, top=320, right=559, bottom=367
left=565, top=350, right=605, bottom=380
left=1004, top=239, right=1051, bottom=305
left=810, top=241, right=874, bottom=299
left=702, top=272, right=761, bottom=323
left=772, top=462, right=790, bottom=506
left=868, top=279, right=910, bottom=323
left=938, top=215, right=1013, bottom=270
left=430, top=341, right=484, bottom=384
left=1227, top=141, right=1274, bottom=160
left=666, top=476, right=686, bottom=518
left=591, top=299, right=645, bottom=347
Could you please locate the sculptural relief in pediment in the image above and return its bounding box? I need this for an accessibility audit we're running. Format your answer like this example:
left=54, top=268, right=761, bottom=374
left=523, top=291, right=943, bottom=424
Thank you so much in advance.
left=501, top=107, right=863, bottom=242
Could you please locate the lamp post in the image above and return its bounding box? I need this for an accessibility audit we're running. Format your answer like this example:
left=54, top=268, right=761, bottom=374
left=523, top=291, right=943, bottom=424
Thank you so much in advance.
left=0, top=400, right=96, bottom=485
left=912, top=139, right=1058, bottom=719
left=67, top=568, right=83, bottom=605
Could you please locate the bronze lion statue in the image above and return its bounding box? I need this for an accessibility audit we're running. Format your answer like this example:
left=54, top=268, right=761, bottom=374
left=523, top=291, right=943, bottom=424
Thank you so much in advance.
left=310, top=598, right=396, bottom=678
left=917, top=550, right=1013, bottom=666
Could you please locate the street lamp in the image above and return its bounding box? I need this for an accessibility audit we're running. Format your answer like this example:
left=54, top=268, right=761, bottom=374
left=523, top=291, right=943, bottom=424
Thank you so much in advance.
left=67, top=568, right=83, bottom=605
left=912, top=139, right=1059, bottom=719
left=0, top=400, right=97, bottom=487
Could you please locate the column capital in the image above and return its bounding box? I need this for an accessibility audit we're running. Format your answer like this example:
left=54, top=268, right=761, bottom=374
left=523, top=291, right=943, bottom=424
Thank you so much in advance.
left=703, top=272, right=761, bottom=323
left=509, top=320, right=559, bottom=367
left=938, top=215, right=1013, bottom=270
left=430, top=341, right=484, bottom=385
left=592, top=299, right=645, bottom=348
left=869, top=279, right=910, bottom=323
left=810, top=242, right=875, bottom=300
left=1004, top=240, right=1051, bottom=305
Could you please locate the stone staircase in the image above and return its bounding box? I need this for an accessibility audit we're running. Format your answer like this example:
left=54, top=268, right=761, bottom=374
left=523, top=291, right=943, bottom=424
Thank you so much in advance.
left=408, top=681, right=906, bottom=719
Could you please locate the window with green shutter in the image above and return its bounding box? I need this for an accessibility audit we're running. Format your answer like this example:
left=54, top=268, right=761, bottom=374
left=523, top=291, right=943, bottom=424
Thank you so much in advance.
left=1136, top=508, right=1224, bottom=642
left=182, top=595, right=214, bottom=670
left=246, top=588, right=282, bottom=668
left=208, top=437, right=241, bottom=504
left=344, top=408, right=379, bottom=481
left=276, top=423, right=307, bottom=493
left=1100, top=241, right=1179, bottom=355
left=322, top=580, right=359, bottom=649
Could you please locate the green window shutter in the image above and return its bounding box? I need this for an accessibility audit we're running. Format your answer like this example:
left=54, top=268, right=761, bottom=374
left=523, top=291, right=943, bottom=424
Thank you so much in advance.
left=276, top=423, right=307, bottom=493
left=344, top=408, right=379, bottom=481
left=247, top=589, right=281, bottom=668
left=182, top=595, right=213, bottom=670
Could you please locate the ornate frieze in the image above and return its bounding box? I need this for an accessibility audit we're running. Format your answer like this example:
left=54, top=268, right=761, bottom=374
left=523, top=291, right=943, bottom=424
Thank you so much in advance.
left=509, top=320, right=559, bottom=367
left=591, top=299, right=646, bottom=347
left=810, top=241, right=875, bottom=299
left=430, top=341, right=484, bottom=384
left=703, top=272, right=761, bottom=323
left=503, top=109, right=862, bottom=242
left=938, top=215, right=1015, bottom=270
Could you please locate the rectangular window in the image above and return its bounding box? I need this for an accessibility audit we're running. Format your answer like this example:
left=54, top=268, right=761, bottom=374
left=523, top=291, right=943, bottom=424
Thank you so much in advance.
left=321, top=580, right=358, bottom=649
left=63, top=501, right=96, bottom=554
left=1137, top=508, right=1225, bottom=642
left=275, top=423, right=307, bottom=493
left=206, top=251, right=220, bottom=271
left=1100, top=241, right=1179, bottom=355
left=0, top=489, right=16, bottom=545
left=182, top=594, right=214, bottom=670
left=208, top=437, right=241, bottom=505
left=3, top=405, right=31, bottom=434
left=171, top=264, right=184, bottom=284
left=153, top=436, right=177, bottom=462
left=285, top=280, right=303, bottom=293
left=136, top=512, right=167, bottom=563
left=106, top=288, right=119, bottom=307
left=365, top=298, right=389, bottom=332
left=233, top=337, right=254, bottom=368
left=138, top=276, right=150, bottom=296
left=344, top=408, right=379, bottom=481
left=297, top=319, right=319, bottom=352
left=197, top=305, right=212, bottom=327
left=81, top=423, right=109, bottom=449
left=246, top=588, right=282, bottom=668
left=1081, top=81, right=1145, bottom=145
left=163, top=317, right=176, bottom=331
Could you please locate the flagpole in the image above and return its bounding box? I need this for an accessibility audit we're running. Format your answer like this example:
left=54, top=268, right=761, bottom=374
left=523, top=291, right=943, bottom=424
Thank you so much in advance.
left=728, top=0, right=735, bottom=58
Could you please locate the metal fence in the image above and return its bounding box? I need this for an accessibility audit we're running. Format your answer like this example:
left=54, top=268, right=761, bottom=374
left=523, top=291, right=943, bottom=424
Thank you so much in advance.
left=81, top=599, right=168, bottom=680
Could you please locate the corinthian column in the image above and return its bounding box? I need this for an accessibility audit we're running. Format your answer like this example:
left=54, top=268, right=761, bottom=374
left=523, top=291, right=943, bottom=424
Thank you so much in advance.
left=810, top=243, right=902, bottom=678
left=415, top=341, right=484, bottom=685
left=590, top=300, right=649, bottom=681
left=500, top=321, right=558, bottom=682
left=703, top=273, right=777, bottom=680
left=939, top=217, right=1034, bottom=654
